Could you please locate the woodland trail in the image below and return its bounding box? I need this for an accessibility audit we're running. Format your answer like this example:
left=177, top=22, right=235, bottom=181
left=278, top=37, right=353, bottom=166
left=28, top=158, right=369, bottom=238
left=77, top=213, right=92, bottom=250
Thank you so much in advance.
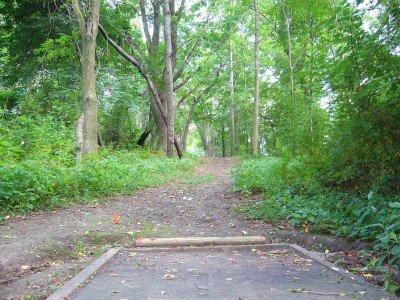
left=0, top=158, right=373, bottom=300
left=0, top=158, right=269, bottom=299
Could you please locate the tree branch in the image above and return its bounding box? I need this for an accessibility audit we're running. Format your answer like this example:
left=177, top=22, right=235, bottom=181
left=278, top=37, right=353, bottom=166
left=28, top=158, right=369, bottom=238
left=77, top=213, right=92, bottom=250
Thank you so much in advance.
left=140, top=0, right=152, bottom=50
left=173, top=0, right=218, bottom=82
left=176, top=64, right=224, bottom=109
left=152, top=0, right=161, bottom=48
left=71, top=0, right=86, bottom=37
left=98, top=24, right=183, bottom=158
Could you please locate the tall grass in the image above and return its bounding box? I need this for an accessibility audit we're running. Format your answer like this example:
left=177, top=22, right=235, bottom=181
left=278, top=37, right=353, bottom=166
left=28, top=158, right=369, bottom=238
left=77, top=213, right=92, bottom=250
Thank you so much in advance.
left=0, top=115, right=196, bottom=218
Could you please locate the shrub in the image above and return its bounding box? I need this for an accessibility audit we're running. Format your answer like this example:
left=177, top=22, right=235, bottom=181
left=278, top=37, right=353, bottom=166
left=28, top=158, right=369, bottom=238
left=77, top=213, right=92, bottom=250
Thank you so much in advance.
left=0, top=149, right=196, bottom=216
left=232, top=157, right=400, bottom=270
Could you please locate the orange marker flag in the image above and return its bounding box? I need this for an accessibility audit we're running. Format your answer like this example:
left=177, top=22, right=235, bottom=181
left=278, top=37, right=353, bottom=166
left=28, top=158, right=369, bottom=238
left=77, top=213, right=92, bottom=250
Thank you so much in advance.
left=112, top=212, right=120, bottom=224
left=305, top=226, right=309, bottom=233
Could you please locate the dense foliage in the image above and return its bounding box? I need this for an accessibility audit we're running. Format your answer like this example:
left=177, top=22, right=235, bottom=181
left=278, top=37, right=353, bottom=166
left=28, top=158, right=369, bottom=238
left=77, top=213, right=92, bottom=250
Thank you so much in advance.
left=0, top=0, right=399, bottom=288
left=0, top=114, right=195, bottom=219
left=232, top=157, right=400, bottom=285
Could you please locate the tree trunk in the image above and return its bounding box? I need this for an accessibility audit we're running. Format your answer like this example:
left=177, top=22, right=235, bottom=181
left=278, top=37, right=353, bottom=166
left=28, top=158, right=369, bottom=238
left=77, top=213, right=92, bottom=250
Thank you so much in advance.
left=75, top=113, right=84, bottom=161
left=72, top=0, right=100, bottom=157
left=150, top=94, right=168, bottom=150
left=229, top=41, right=235, bottom=157
left=137, top=120, right=154, bottom=147
left=252, top=0, right=260, bottom=155
left=182, top=98, right=197, bottom=151
left=197, top=123, right=210, bottom=156
left=281, top=0, right=296, bottom=151
left=221, top=123, right=226, bottom=158
left=210, top=124, right=216, bottom=157
left=164, top=0, right=175, bottom=158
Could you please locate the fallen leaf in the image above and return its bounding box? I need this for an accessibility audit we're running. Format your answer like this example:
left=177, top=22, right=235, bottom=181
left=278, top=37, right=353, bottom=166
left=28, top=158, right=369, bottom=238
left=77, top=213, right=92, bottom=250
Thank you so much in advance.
left=165, top=268, right=178, bottom=273
left=358, top=291, right=366, bottom=295
left=268, top=250, right=289, bottom=255
left=228, top=258, right=239, bottom=263
left=162, top=274, right=177, bottom=280
left=112, top=212, right=119, bottom=224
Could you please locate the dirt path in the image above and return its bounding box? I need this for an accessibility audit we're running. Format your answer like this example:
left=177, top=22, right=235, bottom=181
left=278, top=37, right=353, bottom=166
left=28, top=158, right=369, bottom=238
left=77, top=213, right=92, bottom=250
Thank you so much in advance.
left=0, top=158, right=261, bottom=299
left=0, top=158, right=372, bottom=300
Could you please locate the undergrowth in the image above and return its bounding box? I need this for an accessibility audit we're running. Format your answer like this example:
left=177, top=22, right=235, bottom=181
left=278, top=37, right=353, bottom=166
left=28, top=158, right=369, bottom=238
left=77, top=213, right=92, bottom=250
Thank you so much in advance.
left=0, top=115, right=196, bottom=219
left=232, top=157, right=400, bottom=293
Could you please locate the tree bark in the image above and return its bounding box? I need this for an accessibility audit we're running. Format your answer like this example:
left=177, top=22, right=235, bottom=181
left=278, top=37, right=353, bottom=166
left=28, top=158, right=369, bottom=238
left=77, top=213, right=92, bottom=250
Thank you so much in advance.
left=72, top=0, right=100, bottom=157
left=252, top=0, right=260, bottom=155
left=150, top=95, right=167, bottom=150
left=197, top=122, right=210, bottom=156
left=164, top=0, right=175, bottom=158
left=75, top=113, right=84, bottom=161
left=281, top=0, right=296, bottom=150
left=210, top=124, right=216, bottom=157
left=221, top=123, right=226, bottom=158
left=182, top=97, right=199, bottom=151
left=229, top=41, right=235, bottom=157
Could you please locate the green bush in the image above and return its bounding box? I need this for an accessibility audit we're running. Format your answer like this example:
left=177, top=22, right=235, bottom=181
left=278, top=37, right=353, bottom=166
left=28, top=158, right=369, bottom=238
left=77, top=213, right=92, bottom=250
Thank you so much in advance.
left=0, top=152, right=195, bottom=215
left=232, top=157, right=400, bottom=269
left=0, top=114, right=196, bottom=217
left=0, top=115, right=75, bottom=164
left=231, top=157, right=287, bottom=194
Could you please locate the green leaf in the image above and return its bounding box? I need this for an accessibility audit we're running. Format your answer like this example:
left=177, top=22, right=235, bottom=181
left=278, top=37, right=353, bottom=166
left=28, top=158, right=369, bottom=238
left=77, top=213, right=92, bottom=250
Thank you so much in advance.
left=388, top=202, right=400, bottom=209
left=363, top=223, right=383, bottom=229
left=383, top=280, right=400, bottom=295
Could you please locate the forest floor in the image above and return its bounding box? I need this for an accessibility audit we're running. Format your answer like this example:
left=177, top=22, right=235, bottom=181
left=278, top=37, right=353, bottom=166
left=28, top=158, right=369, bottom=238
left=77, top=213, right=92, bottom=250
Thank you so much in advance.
left=0, top=158, right=382, bottom=300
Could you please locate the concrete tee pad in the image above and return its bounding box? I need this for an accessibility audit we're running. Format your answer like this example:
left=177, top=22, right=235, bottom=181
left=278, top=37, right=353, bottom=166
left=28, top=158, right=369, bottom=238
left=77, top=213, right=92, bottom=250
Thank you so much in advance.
left=48, top=239, right=395, bottom=300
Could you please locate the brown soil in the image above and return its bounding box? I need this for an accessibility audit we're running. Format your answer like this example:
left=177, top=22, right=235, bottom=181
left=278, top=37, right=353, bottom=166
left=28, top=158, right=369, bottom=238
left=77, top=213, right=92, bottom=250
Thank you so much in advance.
left=0, top=158, right=381, bottom=299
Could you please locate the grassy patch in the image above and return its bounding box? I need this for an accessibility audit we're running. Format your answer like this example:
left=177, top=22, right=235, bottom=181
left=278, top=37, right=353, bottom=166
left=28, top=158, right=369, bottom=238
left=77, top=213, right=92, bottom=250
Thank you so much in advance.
left=232, top=157, right=400, bottom=277
left=0, top=149, right=197, bottom=219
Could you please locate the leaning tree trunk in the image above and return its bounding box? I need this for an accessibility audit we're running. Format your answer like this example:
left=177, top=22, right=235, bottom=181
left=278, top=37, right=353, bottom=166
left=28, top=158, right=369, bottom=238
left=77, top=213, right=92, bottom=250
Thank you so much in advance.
left=72, top=0, right=100, bottom=157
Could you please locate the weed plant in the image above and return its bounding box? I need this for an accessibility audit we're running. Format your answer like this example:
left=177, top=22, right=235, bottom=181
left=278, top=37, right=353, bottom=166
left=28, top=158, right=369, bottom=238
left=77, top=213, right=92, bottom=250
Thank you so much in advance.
left=232, top=157, right=400, bottom=279
left=0, top=115, right=196, bottom=218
